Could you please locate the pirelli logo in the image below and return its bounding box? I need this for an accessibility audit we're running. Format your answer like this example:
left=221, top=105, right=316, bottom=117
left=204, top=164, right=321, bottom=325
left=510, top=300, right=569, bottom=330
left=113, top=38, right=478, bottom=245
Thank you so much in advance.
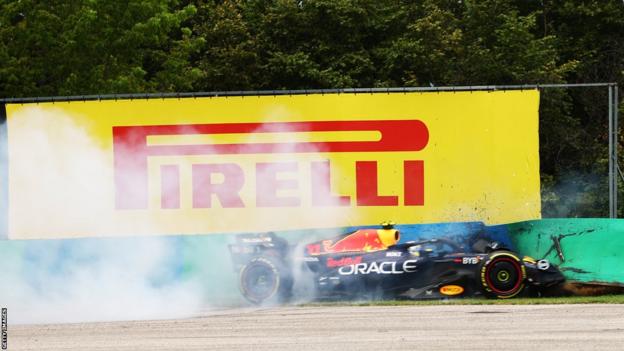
left=112, top=120, right=429, bottom=210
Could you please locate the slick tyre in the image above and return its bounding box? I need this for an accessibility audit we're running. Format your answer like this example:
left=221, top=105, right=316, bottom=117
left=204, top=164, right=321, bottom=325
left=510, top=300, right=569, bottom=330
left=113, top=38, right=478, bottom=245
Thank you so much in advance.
left=239, top=256, right=292, bottom=305
left=480, top=251, right=526, bottom=299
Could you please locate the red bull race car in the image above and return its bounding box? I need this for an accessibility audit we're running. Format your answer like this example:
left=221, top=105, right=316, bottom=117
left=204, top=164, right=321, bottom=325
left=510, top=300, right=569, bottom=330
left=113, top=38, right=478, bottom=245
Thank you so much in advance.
left=229, top=224, right=565, bottom=304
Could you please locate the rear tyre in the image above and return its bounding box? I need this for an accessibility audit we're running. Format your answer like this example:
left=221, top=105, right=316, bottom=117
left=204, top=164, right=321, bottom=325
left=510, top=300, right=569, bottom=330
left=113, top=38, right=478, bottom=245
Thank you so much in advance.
left=239, top=256, right=292, bottom=305
left=480, top=251, right=526, bottom=299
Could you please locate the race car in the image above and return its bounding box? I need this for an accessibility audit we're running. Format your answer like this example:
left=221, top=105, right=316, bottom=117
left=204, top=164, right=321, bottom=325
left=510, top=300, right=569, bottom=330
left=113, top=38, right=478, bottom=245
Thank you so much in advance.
left=229, top=223, right=565, bottom=304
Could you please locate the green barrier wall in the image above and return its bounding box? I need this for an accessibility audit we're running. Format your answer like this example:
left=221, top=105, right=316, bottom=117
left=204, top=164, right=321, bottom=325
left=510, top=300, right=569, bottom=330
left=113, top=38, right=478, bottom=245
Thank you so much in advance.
left=507, top=219, right=624, bottom=285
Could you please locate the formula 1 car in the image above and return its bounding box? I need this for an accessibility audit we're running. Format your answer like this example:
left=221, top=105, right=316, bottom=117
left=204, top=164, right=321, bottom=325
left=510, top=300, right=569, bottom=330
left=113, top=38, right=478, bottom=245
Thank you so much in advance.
left=229, top=224, right=565, bottom=304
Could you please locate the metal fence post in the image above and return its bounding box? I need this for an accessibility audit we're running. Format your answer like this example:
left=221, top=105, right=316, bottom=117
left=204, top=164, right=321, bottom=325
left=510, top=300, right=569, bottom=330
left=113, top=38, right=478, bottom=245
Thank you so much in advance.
left=615, top=84, right=619, bottom=217
left=609, top=85, right=615, bottom=218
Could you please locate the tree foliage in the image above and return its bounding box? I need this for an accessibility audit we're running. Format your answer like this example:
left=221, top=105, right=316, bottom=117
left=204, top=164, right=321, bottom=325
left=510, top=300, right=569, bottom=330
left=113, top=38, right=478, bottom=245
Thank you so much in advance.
left=1, top=0, right=623, bottom=217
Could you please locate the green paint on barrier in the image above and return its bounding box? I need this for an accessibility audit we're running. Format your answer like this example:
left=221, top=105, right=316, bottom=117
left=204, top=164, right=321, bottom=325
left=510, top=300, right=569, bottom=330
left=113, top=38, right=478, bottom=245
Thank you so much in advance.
left=507, top=218, right=624, bottom=285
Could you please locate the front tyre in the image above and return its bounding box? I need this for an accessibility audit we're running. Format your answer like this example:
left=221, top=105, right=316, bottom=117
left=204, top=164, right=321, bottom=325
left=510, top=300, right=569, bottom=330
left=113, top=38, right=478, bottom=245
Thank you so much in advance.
left=239, top=256, right=292, bottom=305
left=480, top=251, right=526, bottom=299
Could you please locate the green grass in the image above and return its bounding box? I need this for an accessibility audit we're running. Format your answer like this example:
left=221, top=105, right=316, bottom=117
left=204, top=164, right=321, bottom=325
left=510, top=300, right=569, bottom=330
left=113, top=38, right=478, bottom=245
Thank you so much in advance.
left=299, top=294, right=624, bottom=307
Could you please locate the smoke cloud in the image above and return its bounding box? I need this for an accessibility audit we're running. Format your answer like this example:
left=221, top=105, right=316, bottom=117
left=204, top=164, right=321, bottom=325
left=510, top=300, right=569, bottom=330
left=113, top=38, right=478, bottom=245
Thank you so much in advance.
left=0, top=103, right=353, bottom=324
left=0, top=238, right=205, bottom=324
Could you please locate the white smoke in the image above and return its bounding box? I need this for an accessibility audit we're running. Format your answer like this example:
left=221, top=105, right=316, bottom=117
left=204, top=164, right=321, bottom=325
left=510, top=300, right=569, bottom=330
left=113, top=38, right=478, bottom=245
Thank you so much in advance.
left=225, top=119, right=359, bottom=306
left=0, top=106, right=212, bottom=324
left=247, top=120, right=357, bottom=230
left=1, top=238, right=204, bottom=324
left=7, top=107, right=117, bottom=237
left=0, top=102, right=355, bottom=323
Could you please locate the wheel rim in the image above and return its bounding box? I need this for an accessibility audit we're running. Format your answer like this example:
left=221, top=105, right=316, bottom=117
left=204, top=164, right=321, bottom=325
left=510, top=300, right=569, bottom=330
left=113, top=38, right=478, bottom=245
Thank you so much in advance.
left=242, top=263, right=278, bottom=301
left=485, top=256, right=522, bottom=295
left=497, top=270, right=510, bottom=282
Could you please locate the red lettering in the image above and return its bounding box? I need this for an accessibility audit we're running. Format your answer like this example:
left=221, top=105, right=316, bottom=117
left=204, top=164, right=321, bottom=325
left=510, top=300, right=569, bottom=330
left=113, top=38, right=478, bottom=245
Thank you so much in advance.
left=327, top=256, right=363, bottom=268
left=404, top=160, right=424, bottom=206
left=311, top=161, right=350, bottom=206
left=113, top=128, right=149, bottom=210
left=355, top=161, right=398, bottom=206
left=192, top=164, right=245, bottom=208
left=256, top=162, right=300, bottom=207
left=112, top=120, right=428, bottom=209
left=160, top=165, right=180, bottom=209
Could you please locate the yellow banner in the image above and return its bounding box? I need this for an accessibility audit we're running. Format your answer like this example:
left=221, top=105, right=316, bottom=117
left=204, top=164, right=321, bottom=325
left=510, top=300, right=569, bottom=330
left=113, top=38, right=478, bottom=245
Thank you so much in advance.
left=6, top=91, right=540, bottom=239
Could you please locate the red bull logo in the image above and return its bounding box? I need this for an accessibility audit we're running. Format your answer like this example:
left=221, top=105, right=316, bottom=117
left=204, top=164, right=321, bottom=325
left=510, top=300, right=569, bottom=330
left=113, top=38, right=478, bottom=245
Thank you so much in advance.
left=112, top=120, right=428, bottom=210
left=326, top=256, right=363, bottom=268
left=306, top=228, right=400, bottom=255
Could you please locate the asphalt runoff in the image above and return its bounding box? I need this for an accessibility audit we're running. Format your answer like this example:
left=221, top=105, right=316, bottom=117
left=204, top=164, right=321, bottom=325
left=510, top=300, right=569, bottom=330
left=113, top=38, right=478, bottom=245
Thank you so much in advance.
left=10, top=304, right=624, bottom=350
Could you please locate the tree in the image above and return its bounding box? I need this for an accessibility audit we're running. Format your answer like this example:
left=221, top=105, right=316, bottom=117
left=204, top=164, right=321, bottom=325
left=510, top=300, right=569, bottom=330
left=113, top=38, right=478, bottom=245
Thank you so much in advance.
left=0, top=0, right=203, bottom=96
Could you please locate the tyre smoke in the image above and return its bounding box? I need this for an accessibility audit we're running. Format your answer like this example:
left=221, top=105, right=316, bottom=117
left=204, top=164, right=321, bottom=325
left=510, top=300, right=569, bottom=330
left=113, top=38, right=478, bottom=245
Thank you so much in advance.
left=0, top=104, right=352, bottom=323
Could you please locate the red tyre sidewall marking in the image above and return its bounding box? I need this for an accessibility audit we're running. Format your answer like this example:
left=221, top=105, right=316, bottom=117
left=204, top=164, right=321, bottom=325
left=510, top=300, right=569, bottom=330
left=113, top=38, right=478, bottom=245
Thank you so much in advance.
left=484, top=256, right=524, bottom=295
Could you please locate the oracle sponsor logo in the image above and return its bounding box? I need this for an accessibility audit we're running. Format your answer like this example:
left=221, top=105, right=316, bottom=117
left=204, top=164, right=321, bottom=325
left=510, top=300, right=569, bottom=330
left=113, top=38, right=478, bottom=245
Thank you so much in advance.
left=326, top=256, right=363, bottom=268
left=112, top=120, right=429, bottom=210
left=337, top=260, right=420, bottom=275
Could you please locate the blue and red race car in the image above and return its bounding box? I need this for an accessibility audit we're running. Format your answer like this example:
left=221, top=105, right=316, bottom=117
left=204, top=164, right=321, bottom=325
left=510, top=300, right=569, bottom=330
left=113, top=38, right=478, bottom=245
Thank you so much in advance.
left=229, top=223, right=565, bottom=304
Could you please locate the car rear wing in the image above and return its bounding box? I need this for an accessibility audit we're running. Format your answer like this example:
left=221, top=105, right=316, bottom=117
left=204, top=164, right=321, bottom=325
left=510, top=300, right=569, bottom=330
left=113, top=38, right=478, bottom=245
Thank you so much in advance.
left=228, top=232, right=291, bottom=271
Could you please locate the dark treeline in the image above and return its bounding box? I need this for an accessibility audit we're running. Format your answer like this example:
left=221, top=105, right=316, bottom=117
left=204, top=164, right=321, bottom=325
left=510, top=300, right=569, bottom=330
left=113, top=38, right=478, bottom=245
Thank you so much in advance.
left=1, top=0, right=623, bottom=217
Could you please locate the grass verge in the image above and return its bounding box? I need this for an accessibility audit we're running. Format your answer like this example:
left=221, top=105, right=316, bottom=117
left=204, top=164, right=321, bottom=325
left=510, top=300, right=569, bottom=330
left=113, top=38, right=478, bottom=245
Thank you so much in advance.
left=300, top=294, right=624, bottom=307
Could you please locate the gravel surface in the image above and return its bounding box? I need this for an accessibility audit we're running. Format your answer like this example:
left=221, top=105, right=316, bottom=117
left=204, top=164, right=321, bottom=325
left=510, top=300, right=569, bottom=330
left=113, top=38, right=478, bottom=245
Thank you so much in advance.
left=9, top=304, right=624, bottom=350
